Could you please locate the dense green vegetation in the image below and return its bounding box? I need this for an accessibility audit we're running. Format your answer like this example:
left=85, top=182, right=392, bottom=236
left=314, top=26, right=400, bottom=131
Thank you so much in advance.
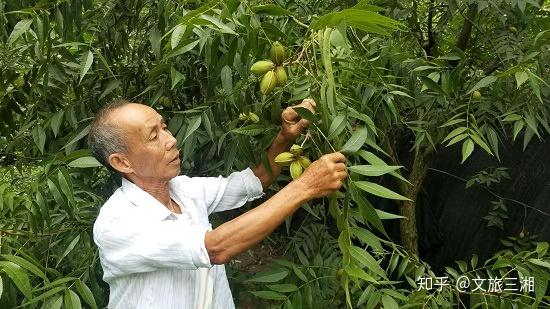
left=1, top=0, right=549, bottom=308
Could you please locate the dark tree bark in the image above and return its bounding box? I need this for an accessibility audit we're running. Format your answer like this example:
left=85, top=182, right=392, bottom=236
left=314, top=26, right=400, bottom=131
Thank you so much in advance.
left=398, top=148, right=433, bottom=256
left=424, top=0, right=436, bottom=56
left=456, top=4, right=478, bottom=51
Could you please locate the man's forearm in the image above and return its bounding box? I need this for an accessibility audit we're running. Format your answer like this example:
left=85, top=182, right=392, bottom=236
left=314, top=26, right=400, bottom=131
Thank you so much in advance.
left=204, top=178, right=310, bottom=264
left=252, top=131, right=294, bottom=190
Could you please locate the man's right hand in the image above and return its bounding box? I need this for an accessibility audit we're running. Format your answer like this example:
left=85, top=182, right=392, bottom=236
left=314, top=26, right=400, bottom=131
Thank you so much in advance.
left=205, top=152, right=347, bottom=265
left=295, top=152, right=347, bottom=199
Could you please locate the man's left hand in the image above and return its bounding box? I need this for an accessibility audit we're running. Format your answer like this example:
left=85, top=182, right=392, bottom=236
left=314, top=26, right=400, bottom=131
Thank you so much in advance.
left=280, top=99, right=317, bottom=141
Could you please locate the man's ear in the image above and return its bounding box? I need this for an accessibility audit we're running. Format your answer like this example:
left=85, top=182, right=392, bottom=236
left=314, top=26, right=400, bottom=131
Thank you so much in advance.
left=109, top=153, right=133, bottom=174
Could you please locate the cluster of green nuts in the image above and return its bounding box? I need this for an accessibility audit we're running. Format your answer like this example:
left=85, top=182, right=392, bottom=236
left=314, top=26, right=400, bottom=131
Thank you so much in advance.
left=238, top=112, right=260, bottom=123
left=250, top=41, right=287, bottom=95
left=158, top=96, right=173, bottom=107
left=274, top=144, right=311, bottom=179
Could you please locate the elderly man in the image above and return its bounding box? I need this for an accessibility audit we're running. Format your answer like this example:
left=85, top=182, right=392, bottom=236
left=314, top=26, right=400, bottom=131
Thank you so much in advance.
left=90, top=98, right=346, bottom=308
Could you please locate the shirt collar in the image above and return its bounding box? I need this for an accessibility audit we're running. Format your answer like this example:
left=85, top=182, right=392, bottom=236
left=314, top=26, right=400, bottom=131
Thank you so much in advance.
left=120, top=177, right=189, bottom=221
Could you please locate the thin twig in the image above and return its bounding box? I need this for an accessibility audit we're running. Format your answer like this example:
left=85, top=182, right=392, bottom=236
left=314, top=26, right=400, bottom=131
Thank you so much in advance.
left=428, top=167, right=550, bottom=217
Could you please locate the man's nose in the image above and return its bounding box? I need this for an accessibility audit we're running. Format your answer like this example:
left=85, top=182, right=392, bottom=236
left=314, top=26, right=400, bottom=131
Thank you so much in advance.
left=163, top=129, right=177, bottom=150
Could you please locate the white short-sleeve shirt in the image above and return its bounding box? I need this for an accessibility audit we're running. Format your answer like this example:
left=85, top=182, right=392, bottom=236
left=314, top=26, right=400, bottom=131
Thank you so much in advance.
left=93, top=168, right=264, bottom=309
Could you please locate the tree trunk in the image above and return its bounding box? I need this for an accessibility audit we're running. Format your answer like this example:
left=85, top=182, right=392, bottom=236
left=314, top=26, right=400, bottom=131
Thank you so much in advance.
left=398, top=148, right=433, bottom=256
left=456, top=4, right=478, bottom=51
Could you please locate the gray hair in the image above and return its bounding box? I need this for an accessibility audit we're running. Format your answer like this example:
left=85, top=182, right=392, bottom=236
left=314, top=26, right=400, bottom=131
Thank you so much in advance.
left=88, top=99, right=132, bottom=172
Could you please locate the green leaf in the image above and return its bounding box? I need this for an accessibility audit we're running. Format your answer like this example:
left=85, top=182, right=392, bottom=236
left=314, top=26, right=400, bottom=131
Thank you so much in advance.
left=202, top=112, right=214, bottom=141
left=375, top=209, right=405, bottom=220
left=350, top=186, right=387, bottom=235
left=250, top=290, right=287, bottom=301
left=357, top=285, right=374, bottom=307
left=220, top=65, right=233, bottom=102
left=412, top=66, right=440, bottom=72
left=349, top=246, right=387, bottom=279
left=515, top=71, right=528, bottom=88
left=470, top=132, right=493, bottom=155
left=528, top=259, right=550, bottom=269
left=252, top=4, right=292, bottom=16
left=63, top=125, right=91, bottom=149
left=446, top=133, right=469, bottom=146
left=357, top=150, right=409, bottom=184
left=461, top=139, right=474, bottom=163
left=171, top=67, right=185, bottom=90
left=51, top=111, right=64, bottom=137
left=95, top=49, right=116, bottom=77
left=302, top=202, right=320, bottom=220
left=291, top=106, right=318, bottom=123
left=419, top=76, right=446, bottom=96
left=64, top=289, right=82, bottom=309
left=527, top=72, right=543, bottom=103
left=354, top=181, right=411, bottom=201
left=381, top=294, right=399, bottom=309
left=513, top=120, right=524, bottom=141
left=47, top=178, right=65, bottom=208
left=149, top=27, right=161, bottom=59
left=68, top=157, right=102, bottom=168
left=344, top=264, right=377, bottom=282
left=467, top=76, right=497, bottom=94
left=502, top=113, right=522, bottom=122
left=79, top=51, right=94, bottom=84
left=536, top=242, right=549, bottom=256
left=440, top=118, right=465, bottom=128
left=56, top=235, right=80, bottom=268
left=442, top=127, right=468, bottom=143
left=348, top=165, right=402, bottom=177
left=312, top=9, right=401, bottom=35
left=35, top=277, right=77, bottom=293
left=296, top=248, right=309, bottom=266
left=292, top=265, right=308, bottom=282
left=267, top=284, right=298, bottom=293
left=340, top=127, right=368, bottom=156
left=21, top=286, right=65, bottom=307
left=350, top=227, right=383, bottom=251
left=75, top=280, right=98, bottom=309
left=1, top=255, right=47, bottom=280
left=165, top=40, right=200, bottom=60
left=32, top=126, right=46, bottom=154
left=171, top=24, right=186, bottom=49
left=0, top=261, right=32, bottom=300
left=231, top=124, right=268, bottom=136
left=42, top=295, right=63, bottom=309
left=99, top=79, right=122, bottom=100
left=200, top=15, right=237, bottom=35
left=8, top=19, right=32, bottom=45
left=247, top=269, right=289, bottom=283
left=57, top=169, right=73, bottom=204
left=183, top=116, right=202, bottom=143
left=327, top=115, right=346, bottom=140
left=389, top=90, right=413, bottom=99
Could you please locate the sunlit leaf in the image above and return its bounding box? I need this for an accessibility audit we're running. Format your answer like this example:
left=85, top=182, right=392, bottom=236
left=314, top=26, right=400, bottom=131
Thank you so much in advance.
left=354, top=181, right=411, bottom=201
left=340, top=127, right=368, bottom=156
left=0, top=261, right=32, bottom=300
left=247, top=269, right=289, bottom=283
left=79, top=51, right=94, bottom=84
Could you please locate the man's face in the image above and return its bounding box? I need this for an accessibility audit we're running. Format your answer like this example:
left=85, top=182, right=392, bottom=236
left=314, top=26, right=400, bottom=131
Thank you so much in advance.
left=111, top=103, right=180, bottom=181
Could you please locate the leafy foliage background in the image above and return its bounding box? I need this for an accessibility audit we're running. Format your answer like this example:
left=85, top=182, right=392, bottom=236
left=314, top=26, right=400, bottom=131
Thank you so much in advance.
left=0, top=0, right=549, bottom=308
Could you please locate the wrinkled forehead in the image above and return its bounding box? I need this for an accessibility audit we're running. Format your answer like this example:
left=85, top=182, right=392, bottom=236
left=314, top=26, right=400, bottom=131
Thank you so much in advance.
left=109, top=103, right=162, bottom=133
